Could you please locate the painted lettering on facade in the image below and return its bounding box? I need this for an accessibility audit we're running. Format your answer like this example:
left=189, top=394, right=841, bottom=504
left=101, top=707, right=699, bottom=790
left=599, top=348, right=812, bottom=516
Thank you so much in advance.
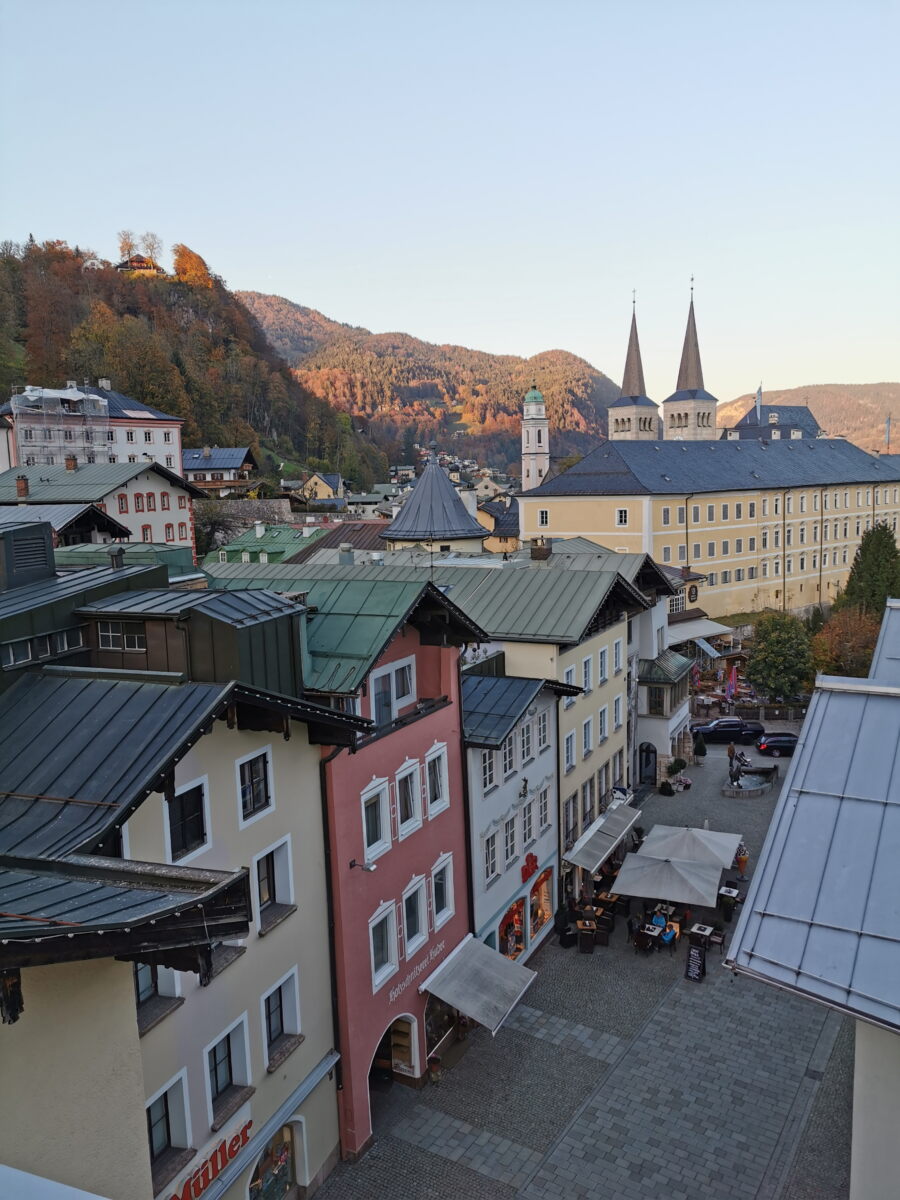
left=389, top=940, right=446, bottom=1003
left=170, top=1120, right=253, bottom=1200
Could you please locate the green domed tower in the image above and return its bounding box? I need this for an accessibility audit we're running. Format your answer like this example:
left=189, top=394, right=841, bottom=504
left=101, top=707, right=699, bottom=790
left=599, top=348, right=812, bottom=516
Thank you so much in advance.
left=521, top=383, right=549, bottom=490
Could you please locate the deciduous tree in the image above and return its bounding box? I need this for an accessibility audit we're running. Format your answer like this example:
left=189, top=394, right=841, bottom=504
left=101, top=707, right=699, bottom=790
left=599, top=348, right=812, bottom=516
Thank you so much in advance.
left=172, top=243, right=213, bottom=289
left=117, top=230, right=136, bottom=261
left=746, top=611, right=813, bottom=700
left=139, top=231, right=163, bottom=265
left=811, top=607, right=881, bottom=677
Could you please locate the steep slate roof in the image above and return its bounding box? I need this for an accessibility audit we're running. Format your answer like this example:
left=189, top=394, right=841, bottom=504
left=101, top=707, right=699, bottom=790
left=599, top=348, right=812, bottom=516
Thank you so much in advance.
left=182, top=446, right=256, bottom=472
left=725, top=675, right=900, bottom=1031
left=285, top=521, right=392, bottom=565
left=0, top=462, right=204, bottom=503
left=0, top=384, right=180, bottom=423
left=478, top=499, right=519, bottom=538
left=384, top=458, right=485, bottom=542
left=461, top=675, right=547, bottom=747
left=0, top=672, right=367, bottom=859
left=77, top=587, right=302, bottom=628
left=609, top=311, right=656, bottom=408
left=521, top=438, right=900, bottom=498
left=0, top=502, right=130, bottom=537
left=204, top=560, right=649, bottom=645
left=734, top=405, right=822, bottom=437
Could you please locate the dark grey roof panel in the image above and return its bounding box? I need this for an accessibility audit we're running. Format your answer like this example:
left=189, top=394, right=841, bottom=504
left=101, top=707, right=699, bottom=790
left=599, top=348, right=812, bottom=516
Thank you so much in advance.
left=0, top=564, right=157, bottom=622
left=77, top=587, right=302, bottom=627
left=620, top=311, right=647, bottom=399
left=674, top=298, right=704, bottom=392
left=462, top=674, right=545, bottom=746
left=522, top=439, right=900, bottom=498
left=735, top=405, right=822, bottom=436
left=869, top=599, right=900, bottom=682
left=384, top=459, right=485, bottom=541
left=183, top=447, right=253, bottom=471
left=0, top=503, right=131, bottom=536
left=608, top=395, right=658, bottom=408
left=478, top=499, right=519, bottom=538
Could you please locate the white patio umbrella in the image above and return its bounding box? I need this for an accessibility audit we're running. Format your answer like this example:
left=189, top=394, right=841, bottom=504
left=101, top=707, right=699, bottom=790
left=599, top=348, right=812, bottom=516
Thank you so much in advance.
left=639, top=825, right=742, bottom=869
left=613, top=853, right=723, bottom=907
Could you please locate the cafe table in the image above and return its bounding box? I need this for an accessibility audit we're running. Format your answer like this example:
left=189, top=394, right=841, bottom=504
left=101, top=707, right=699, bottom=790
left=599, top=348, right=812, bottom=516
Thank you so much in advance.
left=641, top=924, right=662, bottom=940
left=719, top=887, right=740, bottom=900
left=654, top=903, right=676, bottom=917
left=689, top=923, right=714, bottom=947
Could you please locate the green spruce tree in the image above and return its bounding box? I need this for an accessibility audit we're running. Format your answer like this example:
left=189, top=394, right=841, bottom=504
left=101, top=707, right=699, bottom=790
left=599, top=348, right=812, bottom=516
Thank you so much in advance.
left=833, top=523, right=900, bottom=616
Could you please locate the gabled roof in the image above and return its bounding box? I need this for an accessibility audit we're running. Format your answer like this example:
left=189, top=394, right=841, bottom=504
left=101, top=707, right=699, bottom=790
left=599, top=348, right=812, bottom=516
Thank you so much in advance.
left=77, top=587, right=302, bottom=628
left=0, top=502, right=130, bottom=537
left=637, top=649, right=693, bottom=684
left=384, top=458, right=485, bottom=542
left=734, top=404, right=822, bottom=437
left=521, top=438, right=900, bottom=498
left=0, top=672, right=368, bottom=860
left=725, top=675, right=900, bottom=1032
left=182, top=446, right=257, bottom=472
left=203, top=560, right=649, bottom=645
left=461, top=675, right=548, bottom=747
left=478, top=499, right=519, bottom=538
left=0, top=462, right=204, bottom=503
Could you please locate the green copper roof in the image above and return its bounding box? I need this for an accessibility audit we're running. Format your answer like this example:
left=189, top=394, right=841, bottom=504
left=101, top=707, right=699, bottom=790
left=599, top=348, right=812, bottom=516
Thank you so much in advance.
left=524, top=386, right=544, bottom=406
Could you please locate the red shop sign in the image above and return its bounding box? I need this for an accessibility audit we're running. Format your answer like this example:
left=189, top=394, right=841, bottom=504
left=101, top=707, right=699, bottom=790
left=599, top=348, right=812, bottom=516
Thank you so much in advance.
left=170, top=1120, right=253, bottom=1200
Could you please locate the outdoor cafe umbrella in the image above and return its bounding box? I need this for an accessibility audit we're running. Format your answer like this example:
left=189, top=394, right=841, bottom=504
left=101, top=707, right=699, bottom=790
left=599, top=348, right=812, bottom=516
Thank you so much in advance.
left=613, top=852, right=723, bottom=907
left=638, top=825, right=742, bottom=869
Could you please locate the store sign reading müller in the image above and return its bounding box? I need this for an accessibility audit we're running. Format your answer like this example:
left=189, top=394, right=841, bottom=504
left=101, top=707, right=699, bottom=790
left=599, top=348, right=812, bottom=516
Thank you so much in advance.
left=170, top=1120, right=253, bottom=1200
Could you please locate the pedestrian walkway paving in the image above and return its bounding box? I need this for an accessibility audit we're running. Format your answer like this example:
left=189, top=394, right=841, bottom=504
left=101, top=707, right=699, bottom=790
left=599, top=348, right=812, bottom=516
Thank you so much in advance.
left=504, top=1002, right=625, bottom=1062
left=392, top=1104, right=543, bottom=1190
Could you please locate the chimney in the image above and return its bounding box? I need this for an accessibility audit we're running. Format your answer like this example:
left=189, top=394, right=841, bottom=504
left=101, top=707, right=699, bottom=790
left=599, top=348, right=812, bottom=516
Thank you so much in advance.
left=106, top=545, right=125, bottom=570
left=530, top=538, right=551, bottom=561
left=338, top=542, right=355, bottom=566
left=98, top=378, right=111, bottom=391
left=15, top=475, right=28, bottom=499
left=254, top=521, right=265, bottom=539
left=202, top=446, right=212, bottom=458
left=64, top=453, right=78, bottom=471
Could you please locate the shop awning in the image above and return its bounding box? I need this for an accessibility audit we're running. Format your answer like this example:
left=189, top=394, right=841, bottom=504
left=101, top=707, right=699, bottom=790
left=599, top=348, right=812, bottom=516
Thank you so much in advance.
left=693, top=636, right=721, bottom=659
left=564, top=806, right=642, bottom=874
left=668, top=617, right=733, bottom=644
left=418, top=934, right=536, bottom=1036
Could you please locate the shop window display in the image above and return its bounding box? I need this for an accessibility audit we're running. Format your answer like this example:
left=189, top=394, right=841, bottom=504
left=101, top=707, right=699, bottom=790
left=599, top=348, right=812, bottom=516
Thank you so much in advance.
left=249, top=1126, right=294, bottom=1200
left=499, top=897, right=525, bottom=959
left=530, top=869, right=552, bottom=939
left=425, top=994, right=457, bottom=1056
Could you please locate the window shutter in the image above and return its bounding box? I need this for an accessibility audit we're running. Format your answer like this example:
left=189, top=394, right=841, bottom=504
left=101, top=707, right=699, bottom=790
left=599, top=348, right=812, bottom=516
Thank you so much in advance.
left=389, top=782, right=398, bottom=838
left=395, top=902, right=405, bottom=960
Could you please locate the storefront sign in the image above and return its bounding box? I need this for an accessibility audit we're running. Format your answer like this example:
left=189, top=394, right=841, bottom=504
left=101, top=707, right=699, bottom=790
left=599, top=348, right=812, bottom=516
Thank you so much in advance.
left=685, top=944, right=706, bottom=983
left=520, top=852, right=539, bottom=883
left=170, top=1120, right=253, bottom=1200
left=688, top=585, right=698, bottom=603
left=389, top=939, right=445, bottom=1003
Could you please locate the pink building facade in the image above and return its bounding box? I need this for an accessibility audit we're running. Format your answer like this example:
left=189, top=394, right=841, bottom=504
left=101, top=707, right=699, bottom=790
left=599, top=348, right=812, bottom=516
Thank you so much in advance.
left=323, top=623, right=473, bottom=1158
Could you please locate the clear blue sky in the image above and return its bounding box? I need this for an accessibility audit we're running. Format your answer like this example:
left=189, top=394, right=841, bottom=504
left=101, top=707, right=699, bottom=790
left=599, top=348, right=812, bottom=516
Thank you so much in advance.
left=3, top=0, right=897, bottom=401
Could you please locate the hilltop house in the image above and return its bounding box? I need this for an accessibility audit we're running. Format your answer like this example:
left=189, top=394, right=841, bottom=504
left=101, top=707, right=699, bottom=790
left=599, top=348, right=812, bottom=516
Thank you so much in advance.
left=182, top=446, right=259, bottom=496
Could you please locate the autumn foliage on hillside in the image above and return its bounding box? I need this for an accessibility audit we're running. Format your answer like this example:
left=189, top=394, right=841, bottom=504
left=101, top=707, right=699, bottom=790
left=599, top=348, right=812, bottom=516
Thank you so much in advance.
left=0, top=239, right=387, bottom=487
left=239, top=290, right=621, bottom=469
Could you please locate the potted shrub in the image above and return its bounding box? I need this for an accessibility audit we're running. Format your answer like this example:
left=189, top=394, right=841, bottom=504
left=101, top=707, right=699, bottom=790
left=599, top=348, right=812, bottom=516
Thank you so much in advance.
left=667, top=758, right=687, bottom=777
left=659, top=779, right=675, bottom=796
left=693, top=733, right=707, bottom=763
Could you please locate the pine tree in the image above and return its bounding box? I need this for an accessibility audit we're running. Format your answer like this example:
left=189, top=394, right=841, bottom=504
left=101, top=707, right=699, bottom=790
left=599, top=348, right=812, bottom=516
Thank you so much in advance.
left=833, top=523, right=900, bottom=616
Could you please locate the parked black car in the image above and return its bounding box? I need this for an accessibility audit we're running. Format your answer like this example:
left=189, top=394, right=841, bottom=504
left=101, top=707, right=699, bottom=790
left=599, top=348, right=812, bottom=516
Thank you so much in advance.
left=689, top=717, right=766, bottom=745
left=755, top=732, right=799, bottom=757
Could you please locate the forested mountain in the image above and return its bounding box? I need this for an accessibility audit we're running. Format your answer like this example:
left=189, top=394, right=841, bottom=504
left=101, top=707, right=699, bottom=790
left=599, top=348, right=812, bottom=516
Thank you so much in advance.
left=716, top=384, right=900, bottom=453
left=0, top=239, right=387, bottom=487
left=239, top=291, right=622, bottom=471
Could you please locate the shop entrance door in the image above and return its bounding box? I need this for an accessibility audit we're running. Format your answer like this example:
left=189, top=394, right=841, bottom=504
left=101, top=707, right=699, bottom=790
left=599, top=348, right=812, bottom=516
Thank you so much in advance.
left=639, top=742, right=657, bottom=784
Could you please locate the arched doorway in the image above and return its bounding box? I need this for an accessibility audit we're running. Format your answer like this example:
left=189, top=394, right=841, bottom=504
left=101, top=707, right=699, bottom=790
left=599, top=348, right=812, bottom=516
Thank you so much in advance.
left=639, top=742, right=657, bottom=784
left=248, top=1122, right=304, bottom=1199
left=367, top=1015, right=419, bottom=1137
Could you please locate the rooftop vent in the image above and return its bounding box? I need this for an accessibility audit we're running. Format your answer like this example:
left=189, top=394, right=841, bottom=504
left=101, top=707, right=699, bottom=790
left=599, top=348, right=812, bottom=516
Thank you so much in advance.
left=98, top=378, right=111, bottom=390
left=0, top=523, right=54, bottom=591
left=338, top=543, right=355, bottom=566
left=106, top=545, right=125, bottom=570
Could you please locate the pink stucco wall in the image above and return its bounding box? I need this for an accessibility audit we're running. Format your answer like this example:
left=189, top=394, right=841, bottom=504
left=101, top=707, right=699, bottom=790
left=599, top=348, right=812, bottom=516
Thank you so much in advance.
left=324, top=626, right=471, bottom=1157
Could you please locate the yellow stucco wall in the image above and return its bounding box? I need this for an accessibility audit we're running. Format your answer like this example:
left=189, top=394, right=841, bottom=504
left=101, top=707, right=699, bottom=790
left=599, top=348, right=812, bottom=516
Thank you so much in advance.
left=0, top=959, right=154, bottom=1200
left=521, top=483, right=900, bottom=618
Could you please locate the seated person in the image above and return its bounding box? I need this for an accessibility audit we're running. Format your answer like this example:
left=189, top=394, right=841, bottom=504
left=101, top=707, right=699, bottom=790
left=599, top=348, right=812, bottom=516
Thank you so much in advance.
left=651, top=911, right=667, bottom=928
left=661, top=922, right=677, bottom=946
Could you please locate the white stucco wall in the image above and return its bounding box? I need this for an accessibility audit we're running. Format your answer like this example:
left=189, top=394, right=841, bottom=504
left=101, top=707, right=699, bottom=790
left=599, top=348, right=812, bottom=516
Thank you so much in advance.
left=850, top=1020, right=900, bottom=1200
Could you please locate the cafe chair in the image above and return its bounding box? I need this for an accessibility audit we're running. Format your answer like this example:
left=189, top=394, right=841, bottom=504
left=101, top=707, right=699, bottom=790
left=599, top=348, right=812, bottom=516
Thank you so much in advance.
left=633, top=930, right=653, bottom=955
left=709, top=927, right=726, bottom=955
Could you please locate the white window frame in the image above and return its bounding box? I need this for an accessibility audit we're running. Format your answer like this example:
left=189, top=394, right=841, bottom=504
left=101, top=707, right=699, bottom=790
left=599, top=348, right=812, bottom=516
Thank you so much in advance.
left=520, top=721, right=533, bottom=763
left=259, top=966, right=301, bottom=1063
left=614, top=639, right=623, bottom=674
left=582, top=655, right=592, bottom=693
left=537, top=710, right=549, bottom=750
left=582, top=716, right=593, bottom=757
left=251, top=835, right=294, bottom=932
left=539, top=788, right=550, bottom=830
left=369, top=900, right=399, bottom=992
left=402, top=876, right=427, bottom=957
left=396, top=760, right=422, bottom=839
left=598, top=704, right=608, bottom=743
left=484, top=832, right=498, bottom=882
left=501, top=735, right=516, bottom=777
left=614, top=695, right=623, bottom=730
left=481, top=749, right=496, bottom=792
left=235, top=744, right=275, bottom=830
left=564, top=731, right=576, bottom=772
left=425, top=743, right=450, bottom=818
left=163, top=772, right=211, bottom=866
left=360, top=776, right=391, bottom=860
left=538, top=509, right=549, bottom=527
left=504, top=816, right=517, bottom=865
left=370, top=653, right=417, bottom=723
left=616, top=508, right=628, bottom=526
left=202, top=1013, right=251, bottom=1127
left=598, top=647, right=608, bottom=683
left=662, top=546, right=672, bottom=563
left=523, top=801, right=535, bottom=847
left=431, top=852, right=455, bottom=930
left=563, top=665, right=576, bottom=707
left=661, top=506, right=670, bottom=527
left=145, top=1069, right=192, bottom=1160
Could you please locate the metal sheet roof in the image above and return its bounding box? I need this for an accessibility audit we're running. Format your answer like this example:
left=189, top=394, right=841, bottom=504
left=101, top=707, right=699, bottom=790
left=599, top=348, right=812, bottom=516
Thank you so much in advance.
left=478, top=499, right=519, bottom=538
left=637, top=649, right=693, bottom=684
left=0, top=462, right=203, bottom=503
left=869, top=598, right=900, bottom=681
left=0, top=503, right=130, bottom=537
left=77, top=587, right=303, bottom=627
left=725, top=676, right=900, bottom=1031
left=461, top=675, right=546, bottom=746
left=667, top=616, right=733, bottom=642
left=0, top=564, right=158, bottom=622
left=204, top=560, right=646, bottom=645
left=384, top=458, right=485, bottom=541
left=521, top=439, right=900, bottom=498
left=285, top=521, right=391, bottom=565
left=182, top=447, right=255, bottom=471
